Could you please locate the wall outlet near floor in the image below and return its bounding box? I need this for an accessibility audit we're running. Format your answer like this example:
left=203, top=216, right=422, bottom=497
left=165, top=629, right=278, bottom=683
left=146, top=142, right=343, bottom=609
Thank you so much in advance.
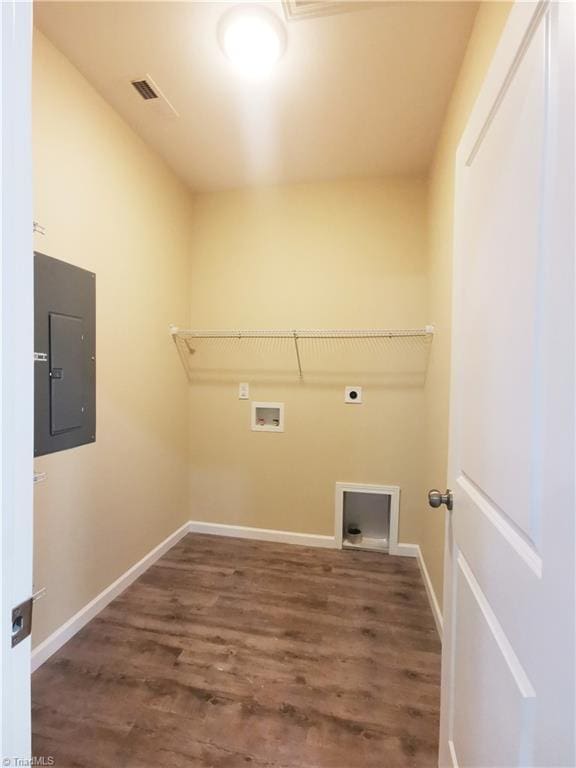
left=344, top=386, right=363, bottom=404
left=238, top=383, right=250, bottom=400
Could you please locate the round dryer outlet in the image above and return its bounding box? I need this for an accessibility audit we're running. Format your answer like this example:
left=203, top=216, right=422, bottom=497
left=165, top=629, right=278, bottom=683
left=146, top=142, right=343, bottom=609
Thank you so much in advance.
left=344, top=386, right=363, bottom=404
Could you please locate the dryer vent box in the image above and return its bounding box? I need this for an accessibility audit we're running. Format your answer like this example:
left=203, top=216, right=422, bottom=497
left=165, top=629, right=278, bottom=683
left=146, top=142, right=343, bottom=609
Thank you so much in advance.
left=34, top=252, right=96, bottom=456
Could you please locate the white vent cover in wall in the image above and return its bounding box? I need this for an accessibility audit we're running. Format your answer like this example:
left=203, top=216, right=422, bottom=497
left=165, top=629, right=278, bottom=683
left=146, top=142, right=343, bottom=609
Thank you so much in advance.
left=281, top=0, right=375, bottom=21
left=129, top=74, right=179, bottom=118
left=335, top=483, right=400, bottom=554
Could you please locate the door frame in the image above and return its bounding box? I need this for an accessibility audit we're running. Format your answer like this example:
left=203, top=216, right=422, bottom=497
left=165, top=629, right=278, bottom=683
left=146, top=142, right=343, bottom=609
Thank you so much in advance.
left=440, top=1, right=575, bottom=764
left=1, top=0, right=34, bottom=761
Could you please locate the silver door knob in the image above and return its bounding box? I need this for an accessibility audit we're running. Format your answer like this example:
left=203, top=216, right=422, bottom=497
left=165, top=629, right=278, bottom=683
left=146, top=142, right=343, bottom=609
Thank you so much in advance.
left=428, top=489, right=453, bottom=511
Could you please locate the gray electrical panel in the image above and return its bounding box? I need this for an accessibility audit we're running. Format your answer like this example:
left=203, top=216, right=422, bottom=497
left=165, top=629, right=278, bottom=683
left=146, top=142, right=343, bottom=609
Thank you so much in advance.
left=34, top=252, right=96, bottom=456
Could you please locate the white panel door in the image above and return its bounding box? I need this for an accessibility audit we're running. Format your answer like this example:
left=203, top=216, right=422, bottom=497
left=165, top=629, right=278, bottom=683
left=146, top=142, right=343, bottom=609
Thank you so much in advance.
left=439, top=2, right=575, bottom=767
left=1, top=0, right=34, bottom=762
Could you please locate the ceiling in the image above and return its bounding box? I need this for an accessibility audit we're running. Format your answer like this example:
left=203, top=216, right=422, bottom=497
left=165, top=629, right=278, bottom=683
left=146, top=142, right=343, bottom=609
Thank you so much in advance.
left=34, top=1, right=478, bottom=192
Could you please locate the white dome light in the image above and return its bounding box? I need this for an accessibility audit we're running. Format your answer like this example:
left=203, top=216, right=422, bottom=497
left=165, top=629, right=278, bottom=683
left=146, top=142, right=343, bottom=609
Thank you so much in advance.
left=219, top=7, right=286, bottom=78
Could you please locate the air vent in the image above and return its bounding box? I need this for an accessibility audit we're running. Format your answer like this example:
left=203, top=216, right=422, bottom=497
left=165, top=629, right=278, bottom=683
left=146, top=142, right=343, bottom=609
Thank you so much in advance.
left=282, top=0, right=374, bottom=21
left=131, top=79, right=158, bottom=100
left=128, top=74, right=179, bottom=119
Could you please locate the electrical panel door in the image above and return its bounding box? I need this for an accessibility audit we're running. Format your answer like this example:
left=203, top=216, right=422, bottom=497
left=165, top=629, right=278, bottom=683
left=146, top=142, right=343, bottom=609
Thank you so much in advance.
left=34, top=252, right=96, bottom=456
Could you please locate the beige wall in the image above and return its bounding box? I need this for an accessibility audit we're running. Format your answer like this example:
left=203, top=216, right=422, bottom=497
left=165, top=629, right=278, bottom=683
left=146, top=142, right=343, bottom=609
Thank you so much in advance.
left=421, top=1, right=512, bottom=609
left=32, top=2, right=512, bottom=647
left=186, top=179, right=429, bottom=542
left=32, top=30, right=192, bottom=646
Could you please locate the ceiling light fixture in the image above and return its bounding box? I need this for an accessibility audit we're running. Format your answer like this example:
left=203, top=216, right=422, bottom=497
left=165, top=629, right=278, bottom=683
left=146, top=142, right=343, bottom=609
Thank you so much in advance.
left=219, top=6, right=286, bottom=78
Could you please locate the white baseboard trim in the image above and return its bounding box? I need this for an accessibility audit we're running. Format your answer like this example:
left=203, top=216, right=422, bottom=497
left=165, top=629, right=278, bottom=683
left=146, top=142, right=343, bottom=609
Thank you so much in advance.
left=389, top=542, right=419, bottom=558
left=31, top=520, right=442, bottom=672
left=31, top=521, right=191, bottom=672
left=414, top=544, right=443, bottom=640
left=448, top=740, right=459, bottom=768
left=187, top=520, right=336, bottom=549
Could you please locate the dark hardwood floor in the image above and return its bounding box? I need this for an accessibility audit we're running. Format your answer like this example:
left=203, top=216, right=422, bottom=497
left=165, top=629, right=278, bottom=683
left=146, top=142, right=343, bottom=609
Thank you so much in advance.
left=32, top=534, right=441, bottom=768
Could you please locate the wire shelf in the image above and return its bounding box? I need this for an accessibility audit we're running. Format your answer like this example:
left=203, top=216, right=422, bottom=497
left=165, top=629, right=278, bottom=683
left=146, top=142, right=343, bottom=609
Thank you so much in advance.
left=172, top=327, right=433, bottom=339
left=170, top=325, right=434, bottom=381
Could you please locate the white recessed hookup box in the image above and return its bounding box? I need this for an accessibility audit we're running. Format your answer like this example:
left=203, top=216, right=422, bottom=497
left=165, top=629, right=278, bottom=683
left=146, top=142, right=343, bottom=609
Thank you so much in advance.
left=251, top=402, right=284, bottom=432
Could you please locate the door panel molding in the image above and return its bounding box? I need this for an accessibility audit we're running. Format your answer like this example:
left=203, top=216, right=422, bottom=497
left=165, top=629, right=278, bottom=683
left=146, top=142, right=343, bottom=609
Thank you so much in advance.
left=456, top=552, right=535, bottom=699
left=457, top=473, right=542, bottom=576
left=465, top=1, right=549, bottom=167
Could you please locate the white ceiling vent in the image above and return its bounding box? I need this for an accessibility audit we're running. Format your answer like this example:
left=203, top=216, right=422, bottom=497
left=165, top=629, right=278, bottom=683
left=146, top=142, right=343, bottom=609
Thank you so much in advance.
left=129, top=74, right=179, bottom=118
left=281, top=0, right=374, bottom=22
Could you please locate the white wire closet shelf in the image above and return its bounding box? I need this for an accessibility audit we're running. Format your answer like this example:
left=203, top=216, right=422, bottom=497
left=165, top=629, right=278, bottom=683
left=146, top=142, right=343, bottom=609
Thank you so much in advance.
left=171, top=325, right=434, bottom=380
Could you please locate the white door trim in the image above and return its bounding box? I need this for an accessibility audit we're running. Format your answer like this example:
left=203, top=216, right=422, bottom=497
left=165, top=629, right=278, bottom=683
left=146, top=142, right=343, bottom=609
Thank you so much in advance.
left=1, top=1, right=34, bottom=761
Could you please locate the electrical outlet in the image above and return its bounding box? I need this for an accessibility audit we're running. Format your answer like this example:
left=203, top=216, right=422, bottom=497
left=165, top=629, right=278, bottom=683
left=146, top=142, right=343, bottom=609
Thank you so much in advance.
left=345, top=386, right=362, bottom=404
left=239, top=382, right=250, bottom=400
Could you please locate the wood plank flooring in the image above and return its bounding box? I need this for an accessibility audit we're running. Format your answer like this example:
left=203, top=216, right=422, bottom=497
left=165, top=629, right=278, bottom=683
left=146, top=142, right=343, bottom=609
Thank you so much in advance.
left=32, top=534, right=441, bottom=768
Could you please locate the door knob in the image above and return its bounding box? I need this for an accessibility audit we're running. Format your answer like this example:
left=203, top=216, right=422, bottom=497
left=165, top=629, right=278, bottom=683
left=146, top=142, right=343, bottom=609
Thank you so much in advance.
left=428, top=489, right=453, bottom=511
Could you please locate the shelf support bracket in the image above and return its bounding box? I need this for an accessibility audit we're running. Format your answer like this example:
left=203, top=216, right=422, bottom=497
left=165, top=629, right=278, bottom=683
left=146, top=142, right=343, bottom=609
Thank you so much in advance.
left=292, top=331, right=303, bottom=380
left=170, top=326, right=193, bottom=383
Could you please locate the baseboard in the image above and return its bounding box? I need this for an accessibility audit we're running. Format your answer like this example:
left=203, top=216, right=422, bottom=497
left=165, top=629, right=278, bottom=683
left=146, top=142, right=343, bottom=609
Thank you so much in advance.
left=414, top=544, right=443, bottom=640
left=389, top=542, right=419, bottom=558
left=31, top=521, right=191, bottom=672
left=187, top=520, right=336, bottom=549
left=31, top=520, right=441, bottom=672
